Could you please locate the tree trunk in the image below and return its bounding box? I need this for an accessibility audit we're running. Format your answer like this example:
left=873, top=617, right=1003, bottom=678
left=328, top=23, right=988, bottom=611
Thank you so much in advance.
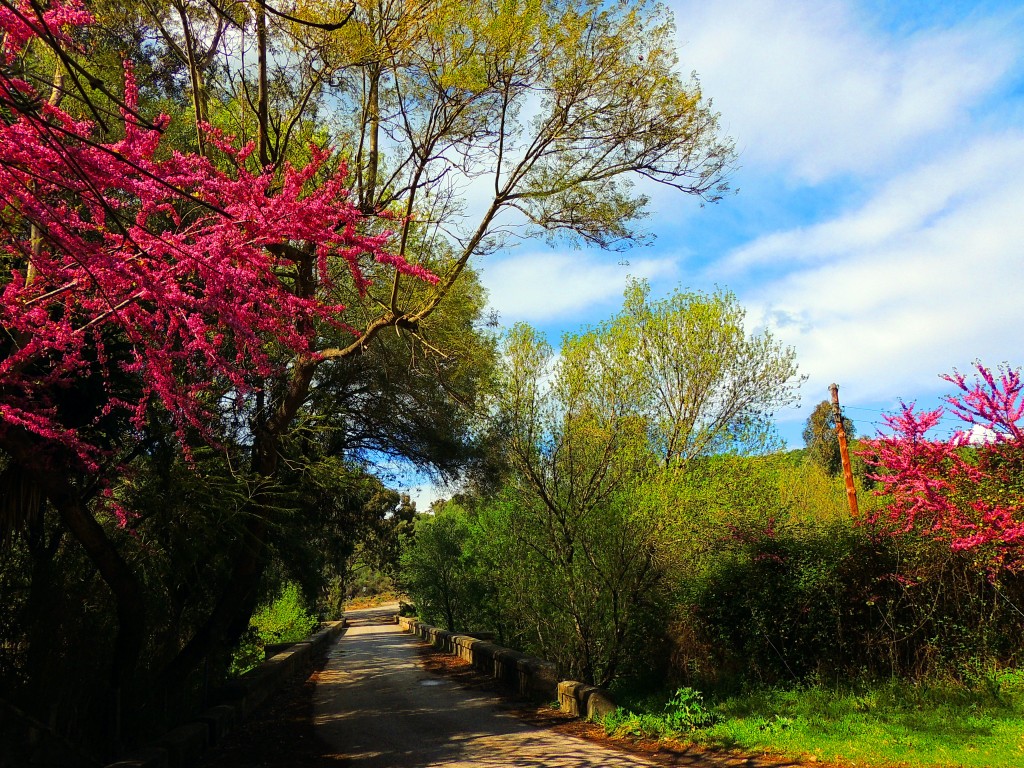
left=155, top=359, right=319, bottom=689
left=18, top=468, right=144, bottom=756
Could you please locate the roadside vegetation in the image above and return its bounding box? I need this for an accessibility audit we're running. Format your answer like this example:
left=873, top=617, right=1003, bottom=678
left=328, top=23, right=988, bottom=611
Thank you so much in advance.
left=229, top=583, right=320, bottom=676
left=607, top=675, right=1024, bottom=768
left=400, top=282, right=1024, bottom=768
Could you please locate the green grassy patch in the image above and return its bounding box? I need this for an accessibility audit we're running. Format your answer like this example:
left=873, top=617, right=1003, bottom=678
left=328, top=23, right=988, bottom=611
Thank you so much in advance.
left=606, top=673, right=1024, bottom=768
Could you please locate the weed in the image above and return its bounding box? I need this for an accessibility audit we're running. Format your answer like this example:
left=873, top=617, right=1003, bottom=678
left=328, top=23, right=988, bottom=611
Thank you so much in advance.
left=605, top=686, right=718, bottom=739
left=664, top=687, right=719, bottom=730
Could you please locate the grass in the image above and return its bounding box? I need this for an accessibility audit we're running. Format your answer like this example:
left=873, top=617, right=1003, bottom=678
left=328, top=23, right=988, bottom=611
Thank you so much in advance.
left=605, top=672, right=1024, bottom=767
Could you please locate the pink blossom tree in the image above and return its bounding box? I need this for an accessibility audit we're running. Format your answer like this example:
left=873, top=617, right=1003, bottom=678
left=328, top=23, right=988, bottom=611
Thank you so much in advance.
left=0, top=0, right=443, bottom=720
left=862, top=362, right=1024, bottom=574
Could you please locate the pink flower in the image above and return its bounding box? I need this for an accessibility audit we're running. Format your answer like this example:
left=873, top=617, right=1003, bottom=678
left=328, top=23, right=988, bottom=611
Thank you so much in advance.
left=0, top=5, right=438, bottom=510
left=860, top=363, right=1024, bottom=574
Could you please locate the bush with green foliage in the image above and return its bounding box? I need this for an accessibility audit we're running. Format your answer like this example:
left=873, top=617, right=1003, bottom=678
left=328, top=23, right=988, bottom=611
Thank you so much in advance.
left=661, top=450, right=1023, bottom=687
left=251, top=583, right=319, bottom=644
left=470, top=485, right=667, bottom=687
left=605, top=686, right=718, bottom=737
left=230, top=583, right=319, bottom=676
left=399, top=503, right=490, bottom=632
left=678, top=517, right=893, bottom=683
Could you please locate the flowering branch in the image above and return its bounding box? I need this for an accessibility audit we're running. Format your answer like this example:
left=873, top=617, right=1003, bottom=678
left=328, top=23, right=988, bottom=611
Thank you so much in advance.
left=861, top=362, right=1024, bottom=574
left=0, top=3, right=437, bottom=476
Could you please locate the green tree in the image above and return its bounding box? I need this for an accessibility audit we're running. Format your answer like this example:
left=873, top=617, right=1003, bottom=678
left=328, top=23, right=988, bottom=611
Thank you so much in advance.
left=803, top=400, right=855, bottom=477
left=492, top=280, right=802, bottom=486
left=477, top=282, right=802, bottom=686
left=269, top=457, right=417, bottom=618
left=613, top=280, right=804, bottom=466
left=400, top=502, right=484, bottom=631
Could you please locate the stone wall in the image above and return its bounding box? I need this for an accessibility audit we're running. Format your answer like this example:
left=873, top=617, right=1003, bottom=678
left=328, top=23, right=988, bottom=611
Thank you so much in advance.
left=396, top=616, right=616, bottom=721
left=104, top=620, right=346, bottom=768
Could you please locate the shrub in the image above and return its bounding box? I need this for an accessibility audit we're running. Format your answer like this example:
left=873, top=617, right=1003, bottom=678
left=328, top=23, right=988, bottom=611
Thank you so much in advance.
left=671, top=515, right=1024, bottom=687
left=399, top=503, right=489, bottom=632
left=251, top=582, right=319, bottom=644
left=604, top=686, right=718, bottom=739
left=664, top=686, right=719, bottom=730
left=230, top=582, right=318, bottom=675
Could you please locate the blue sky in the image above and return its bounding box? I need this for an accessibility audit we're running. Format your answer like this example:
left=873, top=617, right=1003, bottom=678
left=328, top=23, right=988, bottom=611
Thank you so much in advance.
left=477, top=0, right=1024, bottom=443
left=405, top=0, right=1024, bottom=507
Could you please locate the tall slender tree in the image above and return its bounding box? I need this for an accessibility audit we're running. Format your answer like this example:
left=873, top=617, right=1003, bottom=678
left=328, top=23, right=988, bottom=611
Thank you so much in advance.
left=804, top=399, right=856, bottom=477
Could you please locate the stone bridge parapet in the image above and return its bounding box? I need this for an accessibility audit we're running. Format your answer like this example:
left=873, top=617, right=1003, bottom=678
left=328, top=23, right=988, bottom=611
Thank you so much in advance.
left=105, top=620, right=346, bottom=768
left=396, top=616, right=616, bottom=721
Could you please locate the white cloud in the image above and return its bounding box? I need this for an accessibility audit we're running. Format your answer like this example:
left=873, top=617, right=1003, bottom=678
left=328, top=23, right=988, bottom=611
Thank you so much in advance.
left=742, top=131, right=1024, bottom=407
left=403, top=482, right=447, bottom=513
left=966, top=424, right=997, bottom=445
left=480, top=251, right=678, bottom=323
left=670, top=0, right=1020, bottom=183
left=721, top=131, right=1024, bottom=273
left=654, top=0, right=1024, bottom=435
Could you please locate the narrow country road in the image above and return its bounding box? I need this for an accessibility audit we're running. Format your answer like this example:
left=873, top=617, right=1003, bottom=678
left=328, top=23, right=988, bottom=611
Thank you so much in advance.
left=315, top=604, right=657, bottom=767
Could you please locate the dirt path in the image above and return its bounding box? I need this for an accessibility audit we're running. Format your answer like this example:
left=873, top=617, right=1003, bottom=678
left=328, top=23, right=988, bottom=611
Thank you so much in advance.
left=315, top=604, right=657, bottom=767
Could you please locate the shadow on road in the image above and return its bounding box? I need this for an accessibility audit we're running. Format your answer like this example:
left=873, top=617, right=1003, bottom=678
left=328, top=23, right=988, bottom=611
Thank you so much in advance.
left=201, top=604, right=800, bottom=768
left=313, top=609, right=799, bottom=768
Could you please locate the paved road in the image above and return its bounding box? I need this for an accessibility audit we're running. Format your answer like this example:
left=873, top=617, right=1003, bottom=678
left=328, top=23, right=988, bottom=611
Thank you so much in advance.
left=315, top=604, right=657, bottom=767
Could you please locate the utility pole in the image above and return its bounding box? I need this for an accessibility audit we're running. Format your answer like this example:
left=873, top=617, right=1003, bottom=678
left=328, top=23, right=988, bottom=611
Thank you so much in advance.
left=829, top=383, right=860, bottom=518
